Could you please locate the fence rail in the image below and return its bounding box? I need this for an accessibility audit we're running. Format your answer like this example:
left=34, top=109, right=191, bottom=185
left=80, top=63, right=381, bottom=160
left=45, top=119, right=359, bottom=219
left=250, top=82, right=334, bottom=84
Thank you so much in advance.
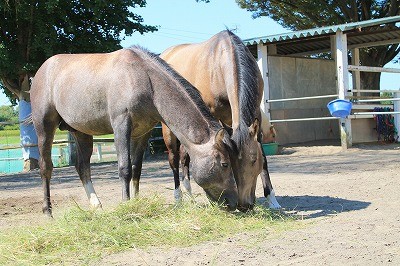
left=266, top=94, right=338, bottom=103
left=270, top=117, right=338, bottom=123
left=266, top=94, right=339, bottom=123
left=0, top=124, right=165, bottom=173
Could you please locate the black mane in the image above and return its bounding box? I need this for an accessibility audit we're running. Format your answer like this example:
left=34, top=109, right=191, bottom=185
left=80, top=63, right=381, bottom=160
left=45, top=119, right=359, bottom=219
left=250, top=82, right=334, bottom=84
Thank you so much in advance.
left=224, top=30, right=261, bottom=146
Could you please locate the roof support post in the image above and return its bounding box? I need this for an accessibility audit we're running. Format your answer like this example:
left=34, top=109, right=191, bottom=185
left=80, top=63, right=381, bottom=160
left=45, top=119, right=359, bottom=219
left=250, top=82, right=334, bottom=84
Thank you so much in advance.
left=334, top=30, right=352, bottom=149
left=351, top=48, right=361, bottom=97
left=394, top=92, right=400, bottom=141
left=257, top=44, right=271, bottom=121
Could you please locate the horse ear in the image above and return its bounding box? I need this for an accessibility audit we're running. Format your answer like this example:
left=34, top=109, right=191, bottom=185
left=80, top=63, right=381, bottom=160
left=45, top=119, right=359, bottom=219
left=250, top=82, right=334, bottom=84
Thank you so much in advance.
left=215, top=128, right=226, bottom=145
left=249, top=119, right=260, bottom=141
left=219, top=120, right=233, bottom=136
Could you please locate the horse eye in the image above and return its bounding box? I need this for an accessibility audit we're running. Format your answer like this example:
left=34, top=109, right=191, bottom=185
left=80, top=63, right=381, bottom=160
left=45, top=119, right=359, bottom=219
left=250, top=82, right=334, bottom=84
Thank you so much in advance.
left=221, top=162, right=229, bottom=168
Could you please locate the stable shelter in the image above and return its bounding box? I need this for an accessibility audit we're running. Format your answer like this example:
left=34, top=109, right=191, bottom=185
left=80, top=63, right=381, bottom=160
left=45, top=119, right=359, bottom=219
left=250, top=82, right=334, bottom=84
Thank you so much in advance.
left=245, top=16, right=400, bottom=149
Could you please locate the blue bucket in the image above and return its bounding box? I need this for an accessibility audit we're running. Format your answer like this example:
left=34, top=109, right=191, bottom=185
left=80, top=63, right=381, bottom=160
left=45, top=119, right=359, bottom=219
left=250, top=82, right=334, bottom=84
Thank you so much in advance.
left=327, top=99, right=352, bottom=118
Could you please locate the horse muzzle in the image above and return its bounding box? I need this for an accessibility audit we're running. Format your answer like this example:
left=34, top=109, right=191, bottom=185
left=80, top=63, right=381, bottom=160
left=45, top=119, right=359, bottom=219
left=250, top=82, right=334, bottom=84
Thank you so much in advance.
left=237, top=202, right=255, bottom=212
left=223, top=194, right=238, bottom=211
left=205, top=190, right=238, bottom=211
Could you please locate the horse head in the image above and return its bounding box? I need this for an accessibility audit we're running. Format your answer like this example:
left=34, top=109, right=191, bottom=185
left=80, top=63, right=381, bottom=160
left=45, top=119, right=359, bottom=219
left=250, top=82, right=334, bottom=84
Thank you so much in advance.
left=229, top=119, right=264, bottom=212
left=189, top=129, right=238, bottom=211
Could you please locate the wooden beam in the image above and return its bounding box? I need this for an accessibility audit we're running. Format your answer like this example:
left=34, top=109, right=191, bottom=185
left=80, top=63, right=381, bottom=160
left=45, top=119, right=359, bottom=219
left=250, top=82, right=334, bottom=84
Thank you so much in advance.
left=348, top=65, right=400, bottom=73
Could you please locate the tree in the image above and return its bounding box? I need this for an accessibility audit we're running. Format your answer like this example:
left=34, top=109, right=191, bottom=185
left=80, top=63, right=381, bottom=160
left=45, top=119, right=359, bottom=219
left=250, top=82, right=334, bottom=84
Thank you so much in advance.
left=234, top=0, right=400, bottom=91
left=0, top=105, right=18, bottom=130
left=0, top=0, right=157, bottom=101
left=0, top=0, right=157, bottom=170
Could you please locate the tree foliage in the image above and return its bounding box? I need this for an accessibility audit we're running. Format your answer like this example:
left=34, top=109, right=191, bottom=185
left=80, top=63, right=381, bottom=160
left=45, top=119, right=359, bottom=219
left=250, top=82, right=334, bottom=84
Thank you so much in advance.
left=0, top=105, right=18, bottom=130
left=234, top=0, right=400, bottom=90
left=0, top=0, right=157, bottom=102
left=236, top=1, right=399, bottom=29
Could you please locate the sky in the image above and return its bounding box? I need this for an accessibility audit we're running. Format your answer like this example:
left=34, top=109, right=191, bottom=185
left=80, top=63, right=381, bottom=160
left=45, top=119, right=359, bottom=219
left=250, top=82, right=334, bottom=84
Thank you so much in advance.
left=1, top=0, right=399, bottom=105
left=120, top=0, right=289, bottom=53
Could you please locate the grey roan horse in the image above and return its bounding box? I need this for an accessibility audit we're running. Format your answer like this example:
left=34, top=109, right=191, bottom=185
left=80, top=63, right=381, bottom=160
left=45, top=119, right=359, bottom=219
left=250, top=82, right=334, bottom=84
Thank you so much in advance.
left=30, top=46, right=238, bottom=216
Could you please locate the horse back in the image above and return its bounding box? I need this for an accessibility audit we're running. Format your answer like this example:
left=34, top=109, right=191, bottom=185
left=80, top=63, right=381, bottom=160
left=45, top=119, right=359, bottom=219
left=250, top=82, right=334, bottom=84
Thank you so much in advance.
left=31, top=49, right=156, bottom=135
left=160, top=38, right=235, bottom=123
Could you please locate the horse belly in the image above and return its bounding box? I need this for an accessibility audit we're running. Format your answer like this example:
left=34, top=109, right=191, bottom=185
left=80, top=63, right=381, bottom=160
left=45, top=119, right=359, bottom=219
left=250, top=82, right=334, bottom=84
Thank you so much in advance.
left=55, top=88, right=114, bottom=135
left=59, top=107, right=113, bottom=136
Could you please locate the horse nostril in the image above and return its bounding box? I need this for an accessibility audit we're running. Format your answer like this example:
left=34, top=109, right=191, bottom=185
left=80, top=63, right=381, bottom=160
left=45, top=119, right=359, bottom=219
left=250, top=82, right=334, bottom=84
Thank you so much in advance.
left=226, top=202, right=237, bottom=211
left=224, top=198, right=237, bottom=211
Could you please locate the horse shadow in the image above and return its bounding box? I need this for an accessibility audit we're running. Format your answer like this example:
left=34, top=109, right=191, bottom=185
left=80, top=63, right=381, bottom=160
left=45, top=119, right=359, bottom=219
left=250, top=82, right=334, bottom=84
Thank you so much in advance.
left=257, top=195, right=370, bottom=219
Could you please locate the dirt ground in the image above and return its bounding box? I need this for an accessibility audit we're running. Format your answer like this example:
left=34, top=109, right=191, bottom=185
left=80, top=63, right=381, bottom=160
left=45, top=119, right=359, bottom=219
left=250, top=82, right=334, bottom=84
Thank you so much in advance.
left=1, top=141, right=400, bottom=265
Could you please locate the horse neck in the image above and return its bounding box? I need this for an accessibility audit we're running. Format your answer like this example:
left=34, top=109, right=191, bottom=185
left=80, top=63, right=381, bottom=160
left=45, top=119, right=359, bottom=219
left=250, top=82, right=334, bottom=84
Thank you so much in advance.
left=150, top=69, right=220, bottom=148
left=218, top=31, right=263, bottom=147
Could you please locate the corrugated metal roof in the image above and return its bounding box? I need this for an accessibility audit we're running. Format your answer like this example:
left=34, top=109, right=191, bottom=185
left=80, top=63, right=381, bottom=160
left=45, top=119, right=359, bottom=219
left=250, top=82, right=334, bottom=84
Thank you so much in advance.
left=245, top=15, right=400, bottom=55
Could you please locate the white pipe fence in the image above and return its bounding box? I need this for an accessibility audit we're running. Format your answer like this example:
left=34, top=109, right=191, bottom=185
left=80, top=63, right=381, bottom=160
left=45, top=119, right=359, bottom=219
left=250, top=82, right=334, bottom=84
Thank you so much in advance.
left=267, top=92, right=400, bottom=124
left=266, top=94, right=339, bottom=123
left=356, top=98, right=400, bottom=103
left=351, top=89, right=400, bottom=93
left=270, top=117, right=338, bottom=123
left=266, top=94, right=338, bottom=103
left=353, top=111, right=400, bottom=115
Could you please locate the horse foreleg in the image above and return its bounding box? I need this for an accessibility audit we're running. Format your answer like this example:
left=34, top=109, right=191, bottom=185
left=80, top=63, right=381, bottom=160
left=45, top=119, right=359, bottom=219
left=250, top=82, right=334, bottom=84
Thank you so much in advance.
left=131, top=132, right=151, bottom=198
left=261, top=155, right=281, bottom=209
left=162, top=124, right=182, bottom=201
left=180, top=144, right=192, bottom=195
left=72, top=131, right=102, bottom=209
left=113, top=117, right=133, bottom=201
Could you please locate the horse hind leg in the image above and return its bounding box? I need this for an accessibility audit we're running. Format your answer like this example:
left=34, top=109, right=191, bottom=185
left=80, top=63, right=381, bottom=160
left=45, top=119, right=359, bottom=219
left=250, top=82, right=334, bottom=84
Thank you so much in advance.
left=180, top=144, right=192, bottom=196
left=130, top=132, right=151, bottom=199
left=35, top=121, right=57, bottom=216
left=38, top=127, right=54, bottom=217
left=72, top=131, right=102, bottom=209
left=257, top=126, right=281, bottom=209
left=261, top=155, right=281, bottom=209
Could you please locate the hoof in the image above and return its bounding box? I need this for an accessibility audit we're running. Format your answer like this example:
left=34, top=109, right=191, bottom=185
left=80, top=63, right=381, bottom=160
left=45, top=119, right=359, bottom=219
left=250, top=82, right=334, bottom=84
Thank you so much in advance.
left=266, top=189, right=281, bottom=209
left=267, top=200, right=281, bottom=209
left=174, top=188, right=183, bottom=202
left=89, top=194, right=102, bottom=209
left=42, top=207, right=53, bottom=218
left=182, top=179, right=192, bottom=194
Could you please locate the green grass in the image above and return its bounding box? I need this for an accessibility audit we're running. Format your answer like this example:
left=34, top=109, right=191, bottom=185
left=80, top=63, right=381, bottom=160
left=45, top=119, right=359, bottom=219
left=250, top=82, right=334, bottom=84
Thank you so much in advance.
left=0, top=129, right=21, bottom=145
left=0, top=196, right=296, bottom=265
left=0, top=130, right=114, bottom=146
left=0, top=130, right=69, bottom=146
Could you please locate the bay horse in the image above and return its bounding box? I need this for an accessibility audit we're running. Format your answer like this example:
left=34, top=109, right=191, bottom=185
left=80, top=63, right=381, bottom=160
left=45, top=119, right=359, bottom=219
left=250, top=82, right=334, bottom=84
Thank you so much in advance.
left=260, top=109, right=277, bottom=143
left=30, top=46, right=238, bottom=216
left=161, top=30, right=281, bottom=211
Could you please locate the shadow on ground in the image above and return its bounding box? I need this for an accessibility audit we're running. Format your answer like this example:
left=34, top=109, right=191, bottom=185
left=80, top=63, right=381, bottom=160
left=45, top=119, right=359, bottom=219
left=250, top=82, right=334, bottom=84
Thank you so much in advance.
left=257, top=195, right=370, bottom=219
